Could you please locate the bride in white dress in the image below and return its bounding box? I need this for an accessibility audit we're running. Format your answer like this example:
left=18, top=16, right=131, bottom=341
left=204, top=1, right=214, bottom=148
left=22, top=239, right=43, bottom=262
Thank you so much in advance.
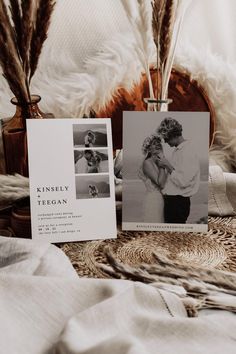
left=139, top=134, right=167, bottom=223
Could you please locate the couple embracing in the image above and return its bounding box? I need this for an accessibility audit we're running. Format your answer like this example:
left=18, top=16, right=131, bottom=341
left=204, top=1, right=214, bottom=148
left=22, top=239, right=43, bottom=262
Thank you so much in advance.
left=140, top=117, right=200, bottom=224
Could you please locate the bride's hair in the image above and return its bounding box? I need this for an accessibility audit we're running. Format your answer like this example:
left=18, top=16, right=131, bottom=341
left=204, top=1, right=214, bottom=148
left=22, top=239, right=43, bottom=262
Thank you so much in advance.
left=138, top=134, right=162, bottom=182
left=142, top=134, right=162, bottom=157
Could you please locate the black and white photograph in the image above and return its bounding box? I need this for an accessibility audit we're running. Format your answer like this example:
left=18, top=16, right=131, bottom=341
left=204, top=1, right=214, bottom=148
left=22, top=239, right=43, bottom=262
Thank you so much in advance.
left=74, top=149, right=109, bottom=174
left=75, top=175, right=110, bottom=199
left=73, top=124, right=108, bottom=148
left=122, top=111, right=210, bottom=233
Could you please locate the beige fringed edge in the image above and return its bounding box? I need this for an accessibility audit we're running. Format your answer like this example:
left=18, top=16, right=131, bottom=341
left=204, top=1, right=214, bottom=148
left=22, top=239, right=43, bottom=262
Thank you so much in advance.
left=99, top=247, right=236, bottom=318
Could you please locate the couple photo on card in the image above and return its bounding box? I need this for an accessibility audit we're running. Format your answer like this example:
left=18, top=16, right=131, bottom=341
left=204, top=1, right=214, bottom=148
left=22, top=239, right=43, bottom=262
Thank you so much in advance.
left=73, top=124, right=108, bottom=149
left=122, top=111, right=210, bottom=233
left=72, top=123, right=110, bottom=201
left=74, top=150, right=109, bottom=174
left=26, top=114, right=209, bottom=243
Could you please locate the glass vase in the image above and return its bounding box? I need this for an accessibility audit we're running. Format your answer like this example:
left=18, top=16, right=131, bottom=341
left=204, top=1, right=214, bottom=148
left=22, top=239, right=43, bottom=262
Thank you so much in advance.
left=2, top=95, right=54, bottom=177
left=143, top=98, right=172, bottom=112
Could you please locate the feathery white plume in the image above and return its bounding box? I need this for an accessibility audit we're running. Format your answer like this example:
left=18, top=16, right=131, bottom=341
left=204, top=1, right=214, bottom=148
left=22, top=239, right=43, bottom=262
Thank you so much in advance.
left=0, top=174, right=29, bottom=202
left=122, top=0, right=155, bottom=99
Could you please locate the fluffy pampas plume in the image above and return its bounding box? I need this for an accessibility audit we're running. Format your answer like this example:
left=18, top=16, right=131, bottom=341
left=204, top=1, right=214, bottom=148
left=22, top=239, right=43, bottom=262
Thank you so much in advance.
left=122, top=0, right=155, bottom=100
left=175, top=44, right=236, bottom=172
left=0, top=174, right=29, bottom=202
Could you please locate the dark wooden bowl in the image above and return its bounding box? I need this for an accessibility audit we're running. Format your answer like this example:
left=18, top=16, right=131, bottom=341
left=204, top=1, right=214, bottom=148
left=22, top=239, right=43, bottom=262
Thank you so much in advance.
left=169, top=69, right=215, bottom=146
left=97, top=69, right=216, bottom=150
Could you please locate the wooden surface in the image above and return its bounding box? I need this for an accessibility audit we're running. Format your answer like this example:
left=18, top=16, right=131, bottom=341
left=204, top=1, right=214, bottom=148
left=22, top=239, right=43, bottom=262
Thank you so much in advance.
left=97, top=69, right=216, bottom=150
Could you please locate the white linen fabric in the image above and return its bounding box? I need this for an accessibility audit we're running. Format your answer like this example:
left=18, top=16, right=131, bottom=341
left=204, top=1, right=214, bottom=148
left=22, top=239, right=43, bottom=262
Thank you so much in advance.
left=0, top=236, right=187, bottom=354
left=55, top=294, right=236, bottom=354
left=0, top=236, right=77, bottom=277
left=0, top=236, right=236, bottom=354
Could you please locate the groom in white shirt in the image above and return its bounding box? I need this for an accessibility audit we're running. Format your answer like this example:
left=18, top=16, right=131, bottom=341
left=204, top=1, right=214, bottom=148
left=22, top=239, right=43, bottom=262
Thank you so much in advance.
left=157, top=117, right=200, bottom=224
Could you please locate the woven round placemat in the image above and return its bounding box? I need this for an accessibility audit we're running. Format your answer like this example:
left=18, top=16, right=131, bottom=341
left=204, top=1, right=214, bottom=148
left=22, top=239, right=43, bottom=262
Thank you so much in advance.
left=59, top=217, right=236, bottom=278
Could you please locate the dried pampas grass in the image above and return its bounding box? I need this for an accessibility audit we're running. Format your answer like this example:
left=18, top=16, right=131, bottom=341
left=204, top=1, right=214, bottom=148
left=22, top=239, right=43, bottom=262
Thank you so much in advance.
left=21, top=0, right=35, bottom=75
left=0, top=0, right=56, bottom=107
left=152, top=0, right=175, bottom=99
left=100, top=247, right=236, bottom=317
left=0, top=1, right=29, bottom=104
left=9, top=0, right=22, bottom=48
left=123, top=0, right=155, bottom=100
left=123, top=0, right=192, bottom=109
left=30, top=0, right=56, bottom=81
left=152, top=0, right=192, bottom=102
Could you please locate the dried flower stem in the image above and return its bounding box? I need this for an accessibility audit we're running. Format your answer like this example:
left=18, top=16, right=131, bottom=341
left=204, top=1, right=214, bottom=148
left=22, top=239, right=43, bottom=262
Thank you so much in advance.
left=0, top=1, right=29, bottom=104
left=152, top=0, right=192, bottom=106
left=30, top=0, right=56, bottom=81
left=0, top=0, right=56, bottom=110
left=100, top=247, right=236, bottom=316
left=9, top=0, right=22, bottom=54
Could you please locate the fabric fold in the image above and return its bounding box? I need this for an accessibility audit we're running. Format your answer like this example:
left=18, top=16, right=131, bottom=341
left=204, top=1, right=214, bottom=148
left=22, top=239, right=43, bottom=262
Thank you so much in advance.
left=0, top=236, right=77, bottom=277
left=0, top=234, right=236, bottom=354
left=208, top=165, right=235, bottom=216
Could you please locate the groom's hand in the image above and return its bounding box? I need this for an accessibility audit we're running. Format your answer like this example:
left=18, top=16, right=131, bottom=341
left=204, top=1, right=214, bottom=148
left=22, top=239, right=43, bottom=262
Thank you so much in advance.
left=156, top=156, right=169, bottom=167
left=157, top=156, right=174, bottom=174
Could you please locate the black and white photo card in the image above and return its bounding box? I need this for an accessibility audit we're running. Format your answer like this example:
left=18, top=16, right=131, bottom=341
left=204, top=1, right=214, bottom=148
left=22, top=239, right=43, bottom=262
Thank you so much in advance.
left=122, top=111, right=210, bottom=233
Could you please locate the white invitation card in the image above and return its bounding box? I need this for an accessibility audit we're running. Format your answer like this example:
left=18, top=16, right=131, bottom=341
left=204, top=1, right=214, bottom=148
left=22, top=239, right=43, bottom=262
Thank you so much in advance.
left=27, top=119, right=117, bottom=243
left=122, top=111, right=210, bottom=233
